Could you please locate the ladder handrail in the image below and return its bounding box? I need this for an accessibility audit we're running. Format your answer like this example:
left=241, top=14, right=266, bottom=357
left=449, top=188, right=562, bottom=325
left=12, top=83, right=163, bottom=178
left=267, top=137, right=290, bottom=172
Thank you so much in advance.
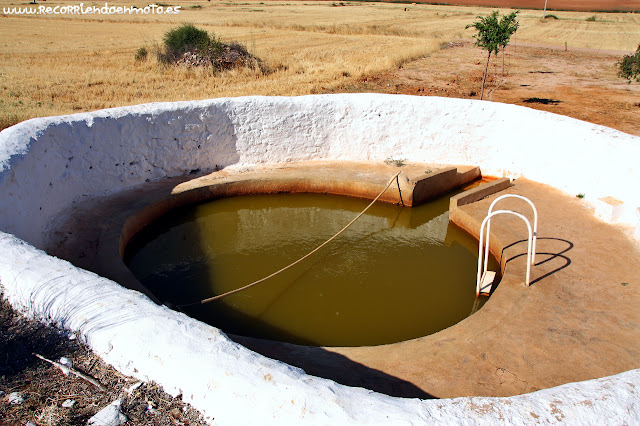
left=486, top=194, right=538, bottom=270
left=477, top=209, right=533, bottom=297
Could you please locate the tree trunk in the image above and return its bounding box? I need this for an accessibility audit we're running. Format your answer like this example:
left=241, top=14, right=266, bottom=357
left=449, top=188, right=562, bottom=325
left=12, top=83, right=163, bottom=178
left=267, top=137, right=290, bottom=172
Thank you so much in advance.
left=481, top=51, right=491, bottom=100
left=502, top=47, right=505, bottom=75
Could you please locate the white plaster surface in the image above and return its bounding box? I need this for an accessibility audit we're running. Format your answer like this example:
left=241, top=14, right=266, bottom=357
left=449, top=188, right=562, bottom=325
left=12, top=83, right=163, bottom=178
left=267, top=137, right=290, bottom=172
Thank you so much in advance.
left=1, top=94, right=639, bottom=424
left=594, top=196, right=625, bottom=223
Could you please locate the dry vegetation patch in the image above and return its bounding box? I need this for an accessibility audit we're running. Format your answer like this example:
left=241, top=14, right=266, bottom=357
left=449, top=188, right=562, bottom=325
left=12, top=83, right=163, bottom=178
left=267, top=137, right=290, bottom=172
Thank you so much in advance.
left=153, top=23, right=267, bottom=73
left=428, top=0, right=639, bottom=12
left=0, top=293, right=208, bottom=425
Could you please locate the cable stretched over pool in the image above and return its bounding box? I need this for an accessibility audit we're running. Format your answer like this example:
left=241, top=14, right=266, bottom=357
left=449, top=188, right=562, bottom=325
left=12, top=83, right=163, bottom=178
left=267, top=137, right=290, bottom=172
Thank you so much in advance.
left=177, top=172, right=402, bottom=309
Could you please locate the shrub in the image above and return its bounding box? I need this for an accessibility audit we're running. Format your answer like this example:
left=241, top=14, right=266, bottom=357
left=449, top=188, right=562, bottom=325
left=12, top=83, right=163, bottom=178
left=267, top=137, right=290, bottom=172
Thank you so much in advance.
left=585, top=15, right=597, bottom=21
left=159, top=23, right=222, bottom=64
left=384, top=158, right=406, bottom=167
left=154, top=24, right=266, bottom=74
left=163, top=23, right=212, bottom=53
left=134, top=47, right=148, bottom=62
left=618, top=44, right=640, bottom=83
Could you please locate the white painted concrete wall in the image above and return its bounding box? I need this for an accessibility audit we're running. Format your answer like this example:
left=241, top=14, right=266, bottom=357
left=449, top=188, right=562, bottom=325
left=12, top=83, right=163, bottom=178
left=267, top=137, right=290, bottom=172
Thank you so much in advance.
left=2, top=94, right=639, bottom=248
left=1, top=94, right=639, bottom=424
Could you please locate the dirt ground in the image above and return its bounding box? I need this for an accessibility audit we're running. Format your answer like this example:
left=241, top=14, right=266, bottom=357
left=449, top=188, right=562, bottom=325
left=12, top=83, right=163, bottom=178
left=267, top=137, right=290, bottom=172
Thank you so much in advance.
left=0, top=293, right=208, bottom=426
left=336, top=41, right=640, bottom=137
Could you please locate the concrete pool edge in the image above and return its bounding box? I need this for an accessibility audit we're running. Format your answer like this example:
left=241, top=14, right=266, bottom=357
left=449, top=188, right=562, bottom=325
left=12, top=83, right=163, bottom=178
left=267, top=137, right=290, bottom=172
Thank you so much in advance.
left=119, top=161, right=481, bottom=256
left=1, top=94, right=640, bottom=423
left=2, top=231, right=639, bottom=423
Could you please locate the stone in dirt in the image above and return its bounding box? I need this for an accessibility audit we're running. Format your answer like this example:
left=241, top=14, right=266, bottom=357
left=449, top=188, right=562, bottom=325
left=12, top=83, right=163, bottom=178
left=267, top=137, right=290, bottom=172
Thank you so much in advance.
left=62, top=399, right=76, bottom=408
left=8, top=392, right=23, bottom=405
left=87, top=399, right=127, bottom=426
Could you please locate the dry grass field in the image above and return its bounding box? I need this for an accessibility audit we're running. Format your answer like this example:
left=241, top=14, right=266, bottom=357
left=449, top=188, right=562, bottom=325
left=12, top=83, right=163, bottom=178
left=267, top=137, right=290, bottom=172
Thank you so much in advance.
left=1, top=0, right=639, bottom=130
left=440, top=0, right=639, bottom=12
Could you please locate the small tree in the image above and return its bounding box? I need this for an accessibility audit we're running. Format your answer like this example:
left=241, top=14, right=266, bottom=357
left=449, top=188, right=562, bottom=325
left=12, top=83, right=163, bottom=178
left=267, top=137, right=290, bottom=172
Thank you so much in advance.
left=618, top=44, right=640, bottom=83
left=499, top=11, right=519, bottom=75
left=466, top=10, right=519, bottom=99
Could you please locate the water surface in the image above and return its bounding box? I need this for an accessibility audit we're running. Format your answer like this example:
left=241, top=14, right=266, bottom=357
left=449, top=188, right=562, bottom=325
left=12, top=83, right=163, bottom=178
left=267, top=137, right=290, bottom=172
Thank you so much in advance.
left=125, top=192, right=493, bottom=347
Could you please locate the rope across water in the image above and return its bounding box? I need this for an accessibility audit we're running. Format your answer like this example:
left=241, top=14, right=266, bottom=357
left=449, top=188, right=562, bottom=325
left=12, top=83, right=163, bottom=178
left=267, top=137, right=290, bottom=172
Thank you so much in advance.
left=178, top=172, right=402, bottom=308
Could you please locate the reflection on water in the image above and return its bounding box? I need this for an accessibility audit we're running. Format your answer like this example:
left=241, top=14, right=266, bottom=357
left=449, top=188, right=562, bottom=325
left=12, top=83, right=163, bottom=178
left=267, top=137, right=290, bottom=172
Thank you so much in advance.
left=125, top=192, right=494, bottom=347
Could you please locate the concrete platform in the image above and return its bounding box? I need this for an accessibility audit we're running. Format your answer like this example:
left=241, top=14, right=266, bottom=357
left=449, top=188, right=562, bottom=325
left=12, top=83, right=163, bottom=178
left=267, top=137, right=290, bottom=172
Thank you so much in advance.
left=233, top=177, right=640, bottom=398
left=324, top=178, right=638, bottom=397
left=44, top=164, right=640, bottom=400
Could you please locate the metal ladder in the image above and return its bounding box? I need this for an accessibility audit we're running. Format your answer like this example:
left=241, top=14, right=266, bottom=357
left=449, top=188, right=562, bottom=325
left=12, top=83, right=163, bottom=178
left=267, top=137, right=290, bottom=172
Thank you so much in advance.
left=476, top=194, right=538, bottom=297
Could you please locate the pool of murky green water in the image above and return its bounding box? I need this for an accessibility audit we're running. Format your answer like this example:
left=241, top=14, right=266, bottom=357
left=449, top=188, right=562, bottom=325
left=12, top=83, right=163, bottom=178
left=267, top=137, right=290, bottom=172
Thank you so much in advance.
left=125, top=191, right=493, bottom=347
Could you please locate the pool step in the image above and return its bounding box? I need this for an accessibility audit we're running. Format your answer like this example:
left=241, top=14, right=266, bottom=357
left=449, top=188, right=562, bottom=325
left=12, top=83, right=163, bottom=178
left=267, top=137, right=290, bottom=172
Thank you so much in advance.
left=479, top=271, right=496, bottom=296
left=411, top=166, right=480, bottom=207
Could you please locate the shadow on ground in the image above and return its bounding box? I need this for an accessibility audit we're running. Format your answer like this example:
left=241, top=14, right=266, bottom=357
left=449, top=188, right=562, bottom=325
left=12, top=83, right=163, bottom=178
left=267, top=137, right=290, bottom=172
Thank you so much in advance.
left=0, top=293, right=72, bottom=378
left=231, top=334, right=435, bottom=399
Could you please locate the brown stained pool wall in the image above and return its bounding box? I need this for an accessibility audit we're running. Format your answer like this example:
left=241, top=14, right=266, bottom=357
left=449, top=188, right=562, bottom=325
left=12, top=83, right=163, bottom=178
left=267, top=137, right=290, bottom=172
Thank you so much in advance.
left=118, top=163, right=480, bottom=262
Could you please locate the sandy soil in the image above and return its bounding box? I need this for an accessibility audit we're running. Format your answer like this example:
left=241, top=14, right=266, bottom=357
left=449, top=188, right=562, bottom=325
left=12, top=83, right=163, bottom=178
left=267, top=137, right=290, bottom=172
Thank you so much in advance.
left=336, top=41, right=640, bottom=137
